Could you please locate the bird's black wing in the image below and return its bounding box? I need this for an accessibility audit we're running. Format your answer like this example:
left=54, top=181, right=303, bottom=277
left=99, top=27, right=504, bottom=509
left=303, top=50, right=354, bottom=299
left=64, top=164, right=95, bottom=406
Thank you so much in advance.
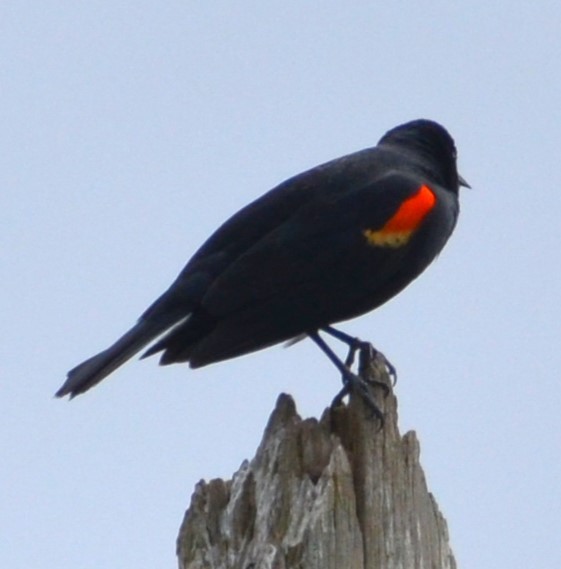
left=141, top=146, right=386, bottom=320
left=202, top=173, right=426, bottom=316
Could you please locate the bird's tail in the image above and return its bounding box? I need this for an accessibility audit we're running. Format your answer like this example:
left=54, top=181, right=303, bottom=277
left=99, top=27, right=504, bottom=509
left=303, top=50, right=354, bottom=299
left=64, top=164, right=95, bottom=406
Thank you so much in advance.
left=55, top=319, right=174, bottom=399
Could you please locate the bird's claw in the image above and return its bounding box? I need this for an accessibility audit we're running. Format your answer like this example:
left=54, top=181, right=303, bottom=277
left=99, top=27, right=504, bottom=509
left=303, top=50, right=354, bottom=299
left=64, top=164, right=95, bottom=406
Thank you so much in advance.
left=330, top=371, right=384, bottom=424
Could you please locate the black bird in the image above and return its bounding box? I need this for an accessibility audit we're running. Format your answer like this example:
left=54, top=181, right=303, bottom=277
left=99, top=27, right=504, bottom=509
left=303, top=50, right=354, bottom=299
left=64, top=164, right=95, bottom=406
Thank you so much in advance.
left=57, top=119, right=467, bottom=411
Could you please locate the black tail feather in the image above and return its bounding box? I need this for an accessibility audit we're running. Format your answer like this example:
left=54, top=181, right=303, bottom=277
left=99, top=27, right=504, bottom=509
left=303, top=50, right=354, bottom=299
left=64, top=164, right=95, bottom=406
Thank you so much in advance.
left=56, top=319, right=172, bottom=399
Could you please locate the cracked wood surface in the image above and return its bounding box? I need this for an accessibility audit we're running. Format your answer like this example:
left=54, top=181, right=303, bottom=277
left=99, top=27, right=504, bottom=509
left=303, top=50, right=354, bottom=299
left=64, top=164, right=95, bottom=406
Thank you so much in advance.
left=177, top=356, right=456, bottom=569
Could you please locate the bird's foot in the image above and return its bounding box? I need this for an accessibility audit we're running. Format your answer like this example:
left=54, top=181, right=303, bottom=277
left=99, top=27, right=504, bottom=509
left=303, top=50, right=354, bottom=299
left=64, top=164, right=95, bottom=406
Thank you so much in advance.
left=331, top=340, right=396, bottom=425
left=331, top=371, right=384, bottom=424
left=310, top=328, right=395, bottom=424
left=356, top=341, right=397, bottom=391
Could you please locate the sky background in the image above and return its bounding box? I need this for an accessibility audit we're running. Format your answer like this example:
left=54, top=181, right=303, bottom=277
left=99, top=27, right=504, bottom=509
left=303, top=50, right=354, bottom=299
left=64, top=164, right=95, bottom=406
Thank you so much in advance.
left=2, top=2, right=560, bottom=568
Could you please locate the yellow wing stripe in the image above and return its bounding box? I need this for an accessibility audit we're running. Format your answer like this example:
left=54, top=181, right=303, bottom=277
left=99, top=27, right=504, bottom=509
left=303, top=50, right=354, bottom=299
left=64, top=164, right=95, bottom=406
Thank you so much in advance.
left=363, top=184, right=436, bottom=248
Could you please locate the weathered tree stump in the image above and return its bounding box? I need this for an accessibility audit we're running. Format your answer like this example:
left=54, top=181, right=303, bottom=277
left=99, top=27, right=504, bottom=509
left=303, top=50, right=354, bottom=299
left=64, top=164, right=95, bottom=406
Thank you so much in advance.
left=177, top=353, right=456, bottom=569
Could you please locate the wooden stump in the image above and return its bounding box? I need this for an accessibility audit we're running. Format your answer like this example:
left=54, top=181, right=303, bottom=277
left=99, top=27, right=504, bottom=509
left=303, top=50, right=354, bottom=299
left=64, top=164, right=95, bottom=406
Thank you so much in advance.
left=177, top=354, right=456, bottom=569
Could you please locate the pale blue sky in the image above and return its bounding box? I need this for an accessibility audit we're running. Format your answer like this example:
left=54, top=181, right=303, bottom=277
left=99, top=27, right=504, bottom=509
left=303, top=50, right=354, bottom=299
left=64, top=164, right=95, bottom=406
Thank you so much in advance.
left=3, top=2, right=561, bottom=568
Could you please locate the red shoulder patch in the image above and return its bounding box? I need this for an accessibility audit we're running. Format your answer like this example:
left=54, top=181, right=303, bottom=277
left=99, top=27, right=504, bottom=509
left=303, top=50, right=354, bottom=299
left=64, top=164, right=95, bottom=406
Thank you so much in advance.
left=363, top=185, right=436, bottom=248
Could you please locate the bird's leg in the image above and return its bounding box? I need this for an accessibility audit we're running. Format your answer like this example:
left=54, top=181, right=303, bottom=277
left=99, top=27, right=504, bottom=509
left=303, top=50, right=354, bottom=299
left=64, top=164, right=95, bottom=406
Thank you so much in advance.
left=308, top=331, right=384, bottom=422
left=321, top=325, right=397, bottom=388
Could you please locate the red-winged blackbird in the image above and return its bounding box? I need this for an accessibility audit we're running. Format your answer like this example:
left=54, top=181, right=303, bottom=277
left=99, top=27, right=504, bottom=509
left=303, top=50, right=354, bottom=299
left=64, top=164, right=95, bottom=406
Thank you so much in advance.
left=56, top=119, right=467, bottom=409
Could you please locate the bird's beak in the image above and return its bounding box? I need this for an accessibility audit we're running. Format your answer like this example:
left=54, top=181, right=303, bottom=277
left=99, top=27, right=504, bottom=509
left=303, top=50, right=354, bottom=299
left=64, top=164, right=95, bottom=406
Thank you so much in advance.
left=459, top=175, right=471, bottom=189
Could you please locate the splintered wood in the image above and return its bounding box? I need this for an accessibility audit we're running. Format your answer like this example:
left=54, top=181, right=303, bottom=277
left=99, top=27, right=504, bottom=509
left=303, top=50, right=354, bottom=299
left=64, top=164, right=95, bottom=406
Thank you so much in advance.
left=177, top=357, right=456, bottom=569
